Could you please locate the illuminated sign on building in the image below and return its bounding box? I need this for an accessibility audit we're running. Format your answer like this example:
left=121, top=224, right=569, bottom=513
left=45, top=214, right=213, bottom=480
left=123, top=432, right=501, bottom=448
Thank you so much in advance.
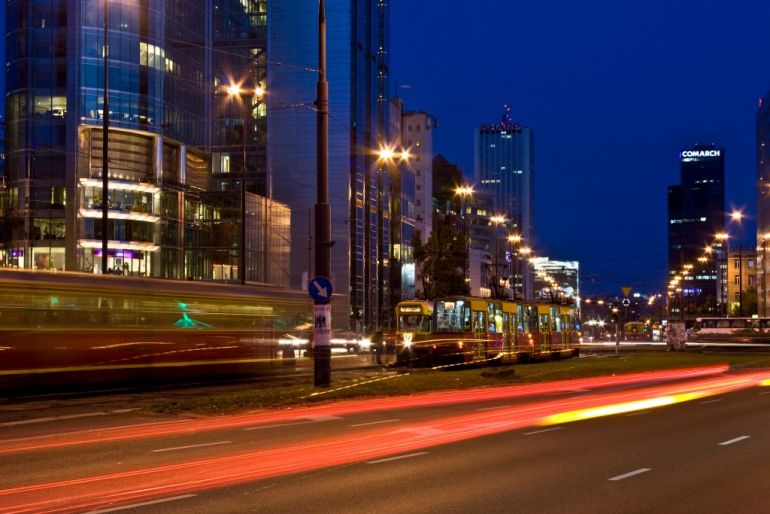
left=680, top=150, right=722, bottom=160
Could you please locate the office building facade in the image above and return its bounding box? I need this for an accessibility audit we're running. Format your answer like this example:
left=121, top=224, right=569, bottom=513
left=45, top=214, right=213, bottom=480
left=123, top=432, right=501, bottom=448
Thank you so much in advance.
left=268, top=0, right=389, bottom=331
left=667, top=144, right=725, bottom=315
left=2, top=0, right=288, bottom=284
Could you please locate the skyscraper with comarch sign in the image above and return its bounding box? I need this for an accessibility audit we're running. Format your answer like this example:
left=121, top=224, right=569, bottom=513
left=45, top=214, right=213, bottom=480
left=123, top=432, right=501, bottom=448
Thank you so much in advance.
left=667, top=143, right=725, bottom=317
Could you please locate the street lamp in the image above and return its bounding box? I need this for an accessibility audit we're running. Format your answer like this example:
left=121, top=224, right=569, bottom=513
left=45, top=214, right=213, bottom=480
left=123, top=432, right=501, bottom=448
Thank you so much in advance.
left=226, top=82, right=265, bottom=285
left=455, top=185, right=474, bottom=284
left=490, top=215, right=507, bottom=297
left=730, top=210, right=744, bottom=316
left=715, top=231, right=729, bottom=315
left=507, top=234, right=521, bottom=299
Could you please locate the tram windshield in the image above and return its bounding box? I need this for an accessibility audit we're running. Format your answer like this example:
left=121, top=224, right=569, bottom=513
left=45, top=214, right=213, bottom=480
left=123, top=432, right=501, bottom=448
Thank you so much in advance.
left=398, top=314, right=431, bottom=332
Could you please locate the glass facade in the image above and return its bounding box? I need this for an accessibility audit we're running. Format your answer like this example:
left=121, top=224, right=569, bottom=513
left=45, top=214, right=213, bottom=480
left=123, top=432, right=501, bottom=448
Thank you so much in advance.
left=268, top=0, right=389, bottom=331
left=2, top=0, right=286, bottom=285
left=667, top=144, right=725, bottom=314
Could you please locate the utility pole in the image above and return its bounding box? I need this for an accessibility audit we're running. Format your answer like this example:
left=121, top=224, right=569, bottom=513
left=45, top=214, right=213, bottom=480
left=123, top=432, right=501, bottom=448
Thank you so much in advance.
left=313, top=0, right=332, bottom=387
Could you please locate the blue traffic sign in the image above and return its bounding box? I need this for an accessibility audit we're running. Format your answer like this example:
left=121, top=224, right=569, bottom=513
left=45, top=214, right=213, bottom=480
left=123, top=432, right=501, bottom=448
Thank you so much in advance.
left=309, top=276, right=333, bottom=303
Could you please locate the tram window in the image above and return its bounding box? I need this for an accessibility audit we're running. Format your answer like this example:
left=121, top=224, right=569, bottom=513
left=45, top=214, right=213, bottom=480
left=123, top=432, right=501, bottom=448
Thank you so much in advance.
left=539, top=314, right=549, bottom=331
left=503, top=313, right=509, bottom=335
left=463, top=306, right=471, bottom=330
left=717, top=319, right=730, bottom=328
left=473, top=311, right=486, bottom=333
left=748, top=319, right=760, bottom=329
left=516, top=306, right=524, bottom=332
left=731, top=319, right=746, bottom=329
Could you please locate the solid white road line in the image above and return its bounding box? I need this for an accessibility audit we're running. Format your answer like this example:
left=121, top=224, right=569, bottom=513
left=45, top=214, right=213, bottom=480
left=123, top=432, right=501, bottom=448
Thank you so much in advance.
left=719, top=435, right=750, bottom=446
left=366, top=452, right=428, bottom=464
left=524, top=427, right=564, bottom=436
left=608, top=468, right=651, bottom=481
left=700, top=399, right=723, bottom=404
left=85, top=494, right=196, bottom=513
left=626, top=411, right=651, bottom=417
left=350, top=419, right=399, bottom=427
left=151, top=440, right=231, bottom=453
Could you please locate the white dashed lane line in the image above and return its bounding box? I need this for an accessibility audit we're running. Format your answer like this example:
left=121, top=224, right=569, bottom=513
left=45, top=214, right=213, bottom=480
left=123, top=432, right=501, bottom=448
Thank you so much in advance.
left=85, top=494, right=196, bottom=513
left=366, top=452, right=428, bottom=465
left=151, top=441, right=231, bottom=453
left=700, top=399, right=723, bottom=404
left=719, top=435, right=750, bottom=446
left=524, top=427, right=563, bottom=436
left=608, top=468, right=651, bottom=481
left=350, top=419, right=399, bottom=427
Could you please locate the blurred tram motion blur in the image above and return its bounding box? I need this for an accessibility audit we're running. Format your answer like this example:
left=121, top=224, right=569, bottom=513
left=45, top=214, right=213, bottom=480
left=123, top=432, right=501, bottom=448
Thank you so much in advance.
left=0, top=270, right=314, bottom=392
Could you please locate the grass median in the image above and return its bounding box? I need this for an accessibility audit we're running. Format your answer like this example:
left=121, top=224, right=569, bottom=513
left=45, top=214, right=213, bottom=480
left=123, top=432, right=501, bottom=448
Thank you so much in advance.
left=150, top=351, right=770, bottom=415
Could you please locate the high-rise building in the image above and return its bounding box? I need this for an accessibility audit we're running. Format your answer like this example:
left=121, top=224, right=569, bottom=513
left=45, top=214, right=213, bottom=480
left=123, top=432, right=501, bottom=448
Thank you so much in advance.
left=667, top=144, right=725, bottom=316
left=267, top=0, right=389, bottom=331
left=1, top=1, right=289, bottom=284
left=388, top=98, right=416, bottom=304
left=474, top=106, right=534, bottom=298
left=402, top=111, right=436, bottom=245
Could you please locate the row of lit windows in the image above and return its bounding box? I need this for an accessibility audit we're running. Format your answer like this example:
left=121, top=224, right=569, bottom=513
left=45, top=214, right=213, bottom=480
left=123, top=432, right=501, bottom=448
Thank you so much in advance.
left=669, top=217, right=707, bottom=224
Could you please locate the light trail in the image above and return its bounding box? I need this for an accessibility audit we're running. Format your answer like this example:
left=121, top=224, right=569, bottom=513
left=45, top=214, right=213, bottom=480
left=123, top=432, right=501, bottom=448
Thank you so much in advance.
left=1, top=368, right=769, bottom=513
left=0, top=365, right=730, bottom=455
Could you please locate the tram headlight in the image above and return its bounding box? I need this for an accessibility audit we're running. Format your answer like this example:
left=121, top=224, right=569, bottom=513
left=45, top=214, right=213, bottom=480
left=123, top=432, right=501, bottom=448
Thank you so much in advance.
left=402, top=333, right=413, bottom=348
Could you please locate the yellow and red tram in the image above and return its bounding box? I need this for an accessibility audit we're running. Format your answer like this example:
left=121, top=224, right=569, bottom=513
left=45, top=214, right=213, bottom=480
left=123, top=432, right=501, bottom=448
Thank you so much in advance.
left=396, top=296, right=579, bottom=367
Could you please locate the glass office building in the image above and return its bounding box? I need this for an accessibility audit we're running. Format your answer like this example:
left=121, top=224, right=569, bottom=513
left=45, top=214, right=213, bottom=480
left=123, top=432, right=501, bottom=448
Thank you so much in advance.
left=268, top=0, right=390, bottom=331
left=2, top=1, right=287, bottom=284
left=667, top=144, right=725, bottom=315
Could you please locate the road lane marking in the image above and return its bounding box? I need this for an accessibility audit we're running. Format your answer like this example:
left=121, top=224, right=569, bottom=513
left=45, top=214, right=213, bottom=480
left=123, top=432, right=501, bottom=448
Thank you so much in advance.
left=392, top=427, right=446, bottom=437
left=609, top=468, right=651, bottom=481
left=366, top=452, right=428, bottom=464
left=0, top=409, right=137, bottom=428
left=626, top=411, right=651, bottom=417
left=700, top=399, right=723, bottom=404
left=719, top=435, right=750, bottom=446
left=758, top=391, right=770, bottom=395
left=244, top=415, right=340, bottom=431
left=350, top=419, right=399, bottom=427
left=151, top=441, right=231, bottom=453
left=524, top=427, right=563, bottom=436
left=85, top=494, right=196, bottom=513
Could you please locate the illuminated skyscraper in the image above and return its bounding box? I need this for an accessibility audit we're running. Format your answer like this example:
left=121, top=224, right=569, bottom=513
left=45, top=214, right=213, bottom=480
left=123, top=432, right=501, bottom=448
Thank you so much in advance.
left=667, top=144, right=725, bottom=315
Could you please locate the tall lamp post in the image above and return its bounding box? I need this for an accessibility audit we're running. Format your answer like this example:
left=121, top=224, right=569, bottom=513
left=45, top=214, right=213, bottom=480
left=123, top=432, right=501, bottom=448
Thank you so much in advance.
left=456, top=185, right=474, bottom=284
left=101, top=0, right=110, bottom=274
left=507, top=234, right=521, bottom=299
left=314, top=0, right=332, bottom=387
left=490, top=215, right=506, bottom=298
left=731, top=211, right=744, bottom=316
left=226, top=83, right=265, bottom=285
left=715, top=232, right=729, bottom=315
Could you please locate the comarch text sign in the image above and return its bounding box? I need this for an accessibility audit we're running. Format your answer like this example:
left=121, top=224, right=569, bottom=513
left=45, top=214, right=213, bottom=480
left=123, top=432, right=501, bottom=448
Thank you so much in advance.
left=680, top=149, right=722, bottom=159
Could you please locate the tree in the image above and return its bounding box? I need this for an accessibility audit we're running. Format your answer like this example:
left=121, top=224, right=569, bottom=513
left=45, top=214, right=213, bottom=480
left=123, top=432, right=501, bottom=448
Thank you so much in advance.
left=412, top=226, right=469, bottom=299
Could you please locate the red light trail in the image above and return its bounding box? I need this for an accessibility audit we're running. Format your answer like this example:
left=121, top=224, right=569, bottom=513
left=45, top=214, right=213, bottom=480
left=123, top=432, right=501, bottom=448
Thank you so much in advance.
left=0, top=366, right=767, bottom=513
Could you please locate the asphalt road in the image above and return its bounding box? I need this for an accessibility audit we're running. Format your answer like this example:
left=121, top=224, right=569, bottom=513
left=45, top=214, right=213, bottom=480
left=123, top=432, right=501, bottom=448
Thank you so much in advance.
left=1, top=367, right=769, bottom=513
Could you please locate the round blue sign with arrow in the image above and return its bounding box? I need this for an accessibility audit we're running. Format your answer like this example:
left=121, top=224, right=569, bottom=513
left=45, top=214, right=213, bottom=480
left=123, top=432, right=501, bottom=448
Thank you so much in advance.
left=309, top=276, right=333, bottom=303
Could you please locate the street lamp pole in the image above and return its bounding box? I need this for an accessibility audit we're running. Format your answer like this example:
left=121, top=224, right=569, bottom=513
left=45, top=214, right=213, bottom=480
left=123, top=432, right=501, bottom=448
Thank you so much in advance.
left=731, top=211, right=744, bottom=316
left=314, top=0, right=332, bottom=387
left=101, top=0, right=110, bottom=274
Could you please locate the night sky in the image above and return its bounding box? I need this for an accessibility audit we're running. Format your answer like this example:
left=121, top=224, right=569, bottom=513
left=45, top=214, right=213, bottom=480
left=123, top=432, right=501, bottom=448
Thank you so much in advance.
left=391, top=0, right=770, bottom=297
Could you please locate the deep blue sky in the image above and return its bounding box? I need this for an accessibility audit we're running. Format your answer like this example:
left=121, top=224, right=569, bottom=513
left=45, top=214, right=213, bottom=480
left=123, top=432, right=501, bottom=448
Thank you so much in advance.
left=391, top=0, right=770, bottom=296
